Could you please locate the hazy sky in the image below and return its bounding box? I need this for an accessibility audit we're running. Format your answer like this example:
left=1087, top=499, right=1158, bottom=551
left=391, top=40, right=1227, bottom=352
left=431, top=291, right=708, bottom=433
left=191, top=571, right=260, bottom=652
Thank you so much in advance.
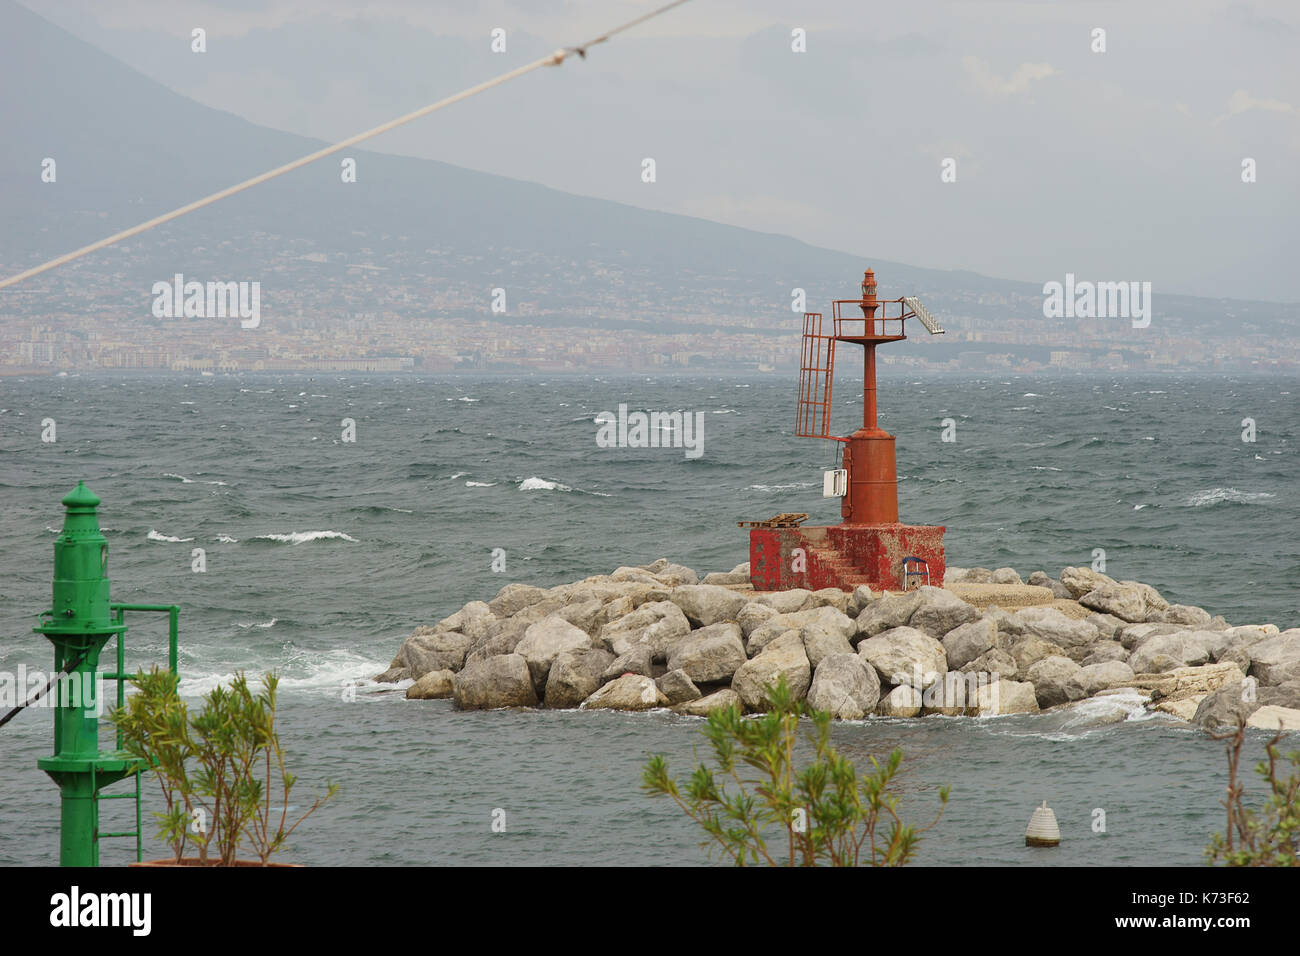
left=22, top=0, right=1300, bottom=302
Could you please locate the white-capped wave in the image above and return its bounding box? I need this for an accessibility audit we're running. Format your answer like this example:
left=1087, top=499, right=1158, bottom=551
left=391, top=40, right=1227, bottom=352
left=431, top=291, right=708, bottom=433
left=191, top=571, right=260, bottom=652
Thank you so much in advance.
left=465, top=480, right=496, bottom=487
left=163, top=472, right=228, bottom=486
left=519, top=477, right=570, bottom=492
left=1185, top=487, right=1275, bottom=507
left=254, top=530, right=359, bottom=544
left=215, top=534, right=239, bottom=543
left=148, top=529, right=194, bottom=543
left=235, top=618, right=278, bottom=629
left=177, top=649, right=391, bottom=698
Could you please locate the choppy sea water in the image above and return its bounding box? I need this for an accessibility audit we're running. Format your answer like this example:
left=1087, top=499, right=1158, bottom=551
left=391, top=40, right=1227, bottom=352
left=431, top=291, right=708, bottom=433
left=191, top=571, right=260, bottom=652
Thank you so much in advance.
left=0, top=371, right=1295, bottom=866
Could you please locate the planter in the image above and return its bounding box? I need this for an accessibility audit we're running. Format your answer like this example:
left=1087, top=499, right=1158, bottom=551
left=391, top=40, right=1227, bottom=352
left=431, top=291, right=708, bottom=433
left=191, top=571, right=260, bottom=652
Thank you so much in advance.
left=130, top=858, right=303, bottom=867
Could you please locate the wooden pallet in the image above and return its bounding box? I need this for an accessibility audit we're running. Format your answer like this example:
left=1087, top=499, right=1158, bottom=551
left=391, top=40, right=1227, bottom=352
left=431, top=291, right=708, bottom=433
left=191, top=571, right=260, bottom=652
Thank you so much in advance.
left=737, top=512, right=810, bottom=530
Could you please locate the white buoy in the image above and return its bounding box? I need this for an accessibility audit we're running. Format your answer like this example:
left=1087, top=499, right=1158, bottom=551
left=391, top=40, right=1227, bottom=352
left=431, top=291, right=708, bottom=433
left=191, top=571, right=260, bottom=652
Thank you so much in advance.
left=1025, top=800, right=1061, bottom=847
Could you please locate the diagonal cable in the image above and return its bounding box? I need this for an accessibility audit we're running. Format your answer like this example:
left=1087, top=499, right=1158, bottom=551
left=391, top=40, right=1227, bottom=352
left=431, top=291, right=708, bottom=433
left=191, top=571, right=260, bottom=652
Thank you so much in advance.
left=0, top=0, right=693, bottom=293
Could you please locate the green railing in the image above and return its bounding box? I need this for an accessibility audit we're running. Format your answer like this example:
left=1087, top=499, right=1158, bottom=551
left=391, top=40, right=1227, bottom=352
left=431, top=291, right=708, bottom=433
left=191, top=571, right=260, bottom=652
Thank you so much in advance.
left=94, top=603, right=181, bottom=862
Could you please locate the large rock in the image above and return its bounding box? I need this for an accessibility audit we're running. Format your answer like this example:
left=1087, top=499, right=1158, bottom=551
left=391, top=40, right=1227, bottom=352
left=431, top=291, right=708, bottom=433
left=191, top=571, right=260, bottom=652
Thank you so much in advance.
left=1117, top=621, right=1187, bottom=650
left=848, top=585, right=876, bottom=617
left=701, top=571, right=749, bottom=586
left=453, top=654, right=538, bottom=710
left=1128, top=633, right=1210, bottom=674
left=1246, top=706, right=1300, bottom=731
left=669, top=585, right=750, bottom=626
left=544, top=648, right=616, bottom=709
left=1192, top=679, right=1300, bottom=731
left=807, top=588, right=852, bottom=615
left=991, top=567, right=1023, bottom=585
left=908, top=586, right=980, bottom=639
left=1153, top=696, right=1205, bottom=721
left=942, top=618, right=998, bottom=670
left=806, top=654, right=880, bottom=719
left=463, top=617, right=531, bottom=667
left=1153, top=604, right=1213, bottom=627
left=855, top=590, right=924, bottom=641
left=601, top=646, right=654, bottom=680
left=857, top=626, right=947, bottom=688
left=554, top=599, right=612, bottom=637
left=582, top=674, right=668, bottom=711
left=406, top=669, right=455, bottom=700
left=753, top=589, right=813, bottom=614
left=674, top=688, right=743, bottom=717
left=599, top=601, right=692, bottom=662
left=1224, top=624, right=1279, bottom=642
left=1079, top=583, right=1147, bottom=623
left=876, top=683, right=923, bottom=717
left=1121, top=580, right=1168, bottom=613
left=515, top=615, right=594, bottom=688
left=1007, top=635, right=1068, bottom=673
left=656, top=669, right=702, bottom=705
left=1026, top=570, right=1053, bottom=588
left=1131, top=662, right=1246, bottom=701
left=653, top=563, right=699, bottom=586
left=609, top=566, right=664, bottom=586
left=960, top=647, right=1019, bottom=681
left=1246, top=631, right=1300, bottom=686
left=488, top=583, right=550, bottom=618
left=802, top=624, right=855, bottom=669
left=1059, top=566, right=1115, bottom=599
left=975, top=679, right=1040, bottom=716
left=922, top=671, right=986, bottom=716
left=402, top=628, right=476, bottom=678
left=1025, top=655, right=1087, bottom=708
left=1008, top=606, right=1101, bottom=648
left=666, top=622, right=748, bottom=683
left=737, top=602, right=778, bottom=638
left=1078, top=660, right=1136, bottom=696
left=749, top=606, right=856, bottom=656
left=435, top=600, right=496, bottom=640
left=1080, top=642, right=1129, bottom=666
left=732, top=633, right=812, bottom=710
left=1085, top=613, right=1127, bottom=641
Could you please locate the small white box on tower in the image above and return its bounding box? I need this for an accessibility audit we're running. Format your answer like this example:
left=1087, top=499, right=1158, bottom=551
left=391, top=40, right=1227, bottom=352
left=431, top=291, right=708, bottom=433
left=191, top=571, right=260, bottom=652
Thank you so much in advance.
left=823, top=469, right=847, bottom=498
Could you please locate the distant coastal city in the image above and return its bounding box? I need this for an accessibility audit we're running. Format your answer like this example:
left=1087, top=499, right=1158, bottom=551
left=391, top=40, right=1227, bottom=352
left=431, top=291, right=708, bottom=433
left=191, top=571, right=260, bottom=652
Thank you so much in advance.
left=3, top=247, right=1294, bottom=376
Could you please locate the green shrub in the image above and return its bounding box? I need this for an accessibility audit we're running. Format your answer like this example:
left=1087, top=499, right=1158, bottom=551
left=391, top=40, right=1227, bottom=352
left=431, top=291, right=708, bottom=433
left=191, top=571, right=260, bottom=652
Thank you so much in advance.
left=113, top=667, right=338, bottom=865
left=643, top=676, right=948, bottom=866
left=1206, top=716, right=1300, bottom=866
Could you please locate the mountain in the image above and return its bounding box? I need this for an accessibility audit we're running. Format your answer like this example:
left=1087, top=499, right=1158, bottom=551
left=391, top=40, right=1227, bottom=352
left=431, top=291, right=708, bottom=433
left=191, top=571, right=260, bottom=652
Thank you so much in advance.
left=0, top=0, right=1294, bottom=370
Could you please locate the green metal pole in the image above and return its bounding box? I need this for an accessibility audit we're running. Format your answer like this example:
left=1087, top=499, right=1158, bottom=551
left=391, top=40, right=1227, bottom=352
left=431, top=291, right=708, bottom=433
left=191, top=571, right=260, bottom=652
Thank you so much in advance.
left=36, top=482, right=132, bottom=867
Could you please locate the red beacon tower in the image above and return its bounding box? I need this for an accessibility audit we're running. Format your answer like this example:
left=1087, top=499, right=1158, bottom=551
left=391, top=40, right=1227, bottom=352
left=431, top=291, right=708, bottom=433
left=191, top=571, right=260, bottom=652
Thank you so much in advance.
left=746, top=268, right=947, bottom=592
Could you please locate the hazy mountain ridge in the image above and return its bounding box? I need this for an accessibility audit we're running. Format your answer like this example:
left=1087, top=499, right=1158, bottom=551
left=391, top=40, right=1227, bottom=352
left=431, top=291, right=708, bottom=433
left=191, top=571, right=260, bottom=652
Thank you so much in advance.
left=0, top=0, right=1295, bottom=372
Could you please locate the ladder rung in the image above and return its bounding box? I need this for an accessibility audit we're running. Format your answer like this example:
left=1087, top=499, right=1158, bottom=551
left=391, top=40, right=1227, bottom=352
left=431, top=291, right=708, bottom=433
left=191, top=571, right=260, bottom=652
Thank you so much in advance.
left=96, top=792, right=138, bottom=800
left=98, top=831, right=139, bottom=839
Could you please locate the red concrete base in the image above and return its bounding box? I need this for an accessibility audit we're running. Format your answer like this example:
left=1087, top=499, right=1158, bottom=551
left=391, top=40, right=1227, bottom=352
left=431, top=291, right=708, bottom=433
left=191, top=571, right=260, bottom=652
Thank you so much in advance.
left=749, top=523, right=946, bottom=592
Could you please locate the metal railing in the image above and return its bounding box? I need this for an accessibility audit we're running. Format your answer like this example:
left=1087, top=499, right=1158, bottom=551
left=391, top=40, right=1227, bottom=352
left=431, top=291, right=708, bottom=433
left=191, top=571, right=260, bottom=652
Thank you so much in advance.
left=94, top=603, right=181, bottom=862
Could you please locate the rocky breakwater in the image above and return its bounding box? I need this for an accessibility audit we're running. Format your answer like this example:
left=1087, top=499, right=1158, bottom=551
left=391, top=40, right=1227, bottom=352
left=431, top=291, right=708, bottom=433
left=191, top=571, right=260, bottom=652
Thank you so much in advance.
left=376, top=560, right=1300, bottom=731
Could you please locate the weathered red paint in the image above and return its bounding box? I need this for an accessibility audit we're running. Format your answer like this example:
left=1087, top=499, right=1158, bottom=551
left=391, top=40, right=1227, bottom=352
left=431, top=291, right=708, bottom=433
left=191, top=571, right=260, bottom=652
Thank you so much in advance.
left=749, top=523, right=946, bottom=592
left=756, top=267, right=946, bottom=592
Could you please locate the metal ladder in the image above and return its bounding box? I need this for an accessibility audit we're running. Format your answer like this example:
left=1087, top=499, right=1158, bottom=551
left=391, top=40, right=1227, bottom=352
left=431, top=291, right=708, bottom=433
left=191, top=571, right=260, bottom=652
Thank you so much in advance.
left=92, top=603, right=180, bottom=864
left=796, top=311, right=836, bottom=439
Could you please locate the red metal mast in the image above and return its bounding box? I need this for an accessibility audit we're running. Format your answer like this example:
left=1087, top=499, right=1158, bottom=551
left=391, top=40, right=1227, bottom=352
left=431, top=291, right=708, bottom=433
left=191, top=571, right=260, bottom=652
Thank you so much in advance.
left=752, top=266, right=947, bottom=592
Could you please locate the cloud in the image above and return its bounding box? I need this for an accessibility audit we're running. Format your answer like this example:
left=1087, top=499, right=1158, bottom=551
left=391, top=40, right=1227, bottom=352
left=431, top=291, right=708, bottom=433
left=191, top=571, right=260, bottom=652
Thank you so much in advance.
left=962, top=56, right=1058, bottom=97
left=1213, top=88, right=1297, bottom=125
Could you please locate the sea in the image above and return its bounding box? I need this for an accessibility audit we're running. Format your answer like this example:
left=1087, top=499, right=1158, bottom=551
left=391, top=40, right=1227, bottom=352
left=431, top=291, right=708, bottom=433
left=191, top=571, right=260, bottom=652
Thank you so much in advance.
left=0, top=371, right=1295, bottom=866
